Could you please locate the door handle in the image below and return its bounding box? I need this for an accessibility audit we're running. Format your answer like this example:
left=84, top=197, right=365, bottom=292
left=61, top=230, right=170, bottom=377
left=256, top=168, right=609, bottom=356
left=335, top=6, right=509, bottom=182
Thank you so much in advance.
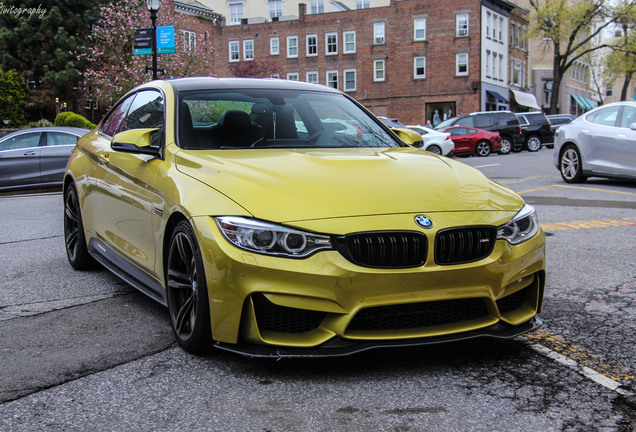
left=22, top=151, right=37, bottom=156
left=99, top=153, right=110, bottom=165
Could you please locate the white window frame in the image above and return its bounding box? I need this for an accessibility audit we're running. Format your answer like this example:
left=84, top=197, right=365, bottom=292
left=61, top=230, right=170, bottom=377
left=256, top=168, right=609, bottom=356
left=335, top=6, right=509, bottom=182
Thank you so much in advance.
left=229, top=40, right=240, bottom=62
left=325, top=32, right=338, bottom=55
left=181, top=30, right=196, bottom=51
left=310, top=0, right=324, bottom=14
left=344, top=69, right=356, bottom=91
left=414, top=17, right=426, bottom=41
left=373, top=21, right=385, bottom=45
left=343, top=31, right=356, bottom=54
left=456, top=53, right=469, bottom=76
left=306, top=34, right=318, bottom=57
left=486, top=12, right=491, bottom=39
left=326, top=70, right=338, bottom=89
left=414, top=56, right=426, bottom=79
left=286, top=72, right=299, bottom=81
left=456, top=13, right=469, bottom=37
left=269, top=0, right=282, bottom=19
left=229, top=2, right=244, bottom=25
left=243, top=39, right=254, bottom=61
left=270, top=37, right=279, bottom=55
left=373, top=59, right=385, bottom=82
left=306, top=71, right=319, bottom=84
left=287, top=35, right=298, bottom=58
left=356, top=0, right=369, bottom=8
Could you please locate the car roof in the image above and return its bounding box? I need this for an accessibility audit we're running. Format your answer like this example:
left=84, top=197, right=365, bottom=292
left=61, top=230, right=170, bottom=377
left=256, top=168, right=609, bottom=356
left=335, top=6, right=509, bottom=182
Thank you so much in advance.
left=165, top=77, right=341, bottom=94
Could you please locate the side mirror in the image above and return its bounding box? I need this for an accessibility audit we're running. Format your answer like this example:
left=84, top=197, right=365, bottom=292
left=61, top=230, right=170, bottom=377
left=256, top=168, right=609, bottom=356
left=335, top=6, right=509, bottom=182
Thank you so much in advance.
left=391, top=127, right=424, bottom=148
left=111, top=128, right=161, bottom=157
left=630, top=123, right=636, bottom=131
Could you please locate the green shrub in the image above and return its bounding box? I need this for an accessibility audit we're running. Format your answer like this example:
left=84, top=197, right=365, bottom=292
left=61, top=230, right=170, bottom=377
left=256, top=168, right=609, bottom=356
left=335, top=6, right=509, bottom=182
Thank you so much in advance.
left=54, top=111, right=97, bottom=130
left=0, top=68, right=29, bottom=127
left=26, top=119, right=54, bottom=128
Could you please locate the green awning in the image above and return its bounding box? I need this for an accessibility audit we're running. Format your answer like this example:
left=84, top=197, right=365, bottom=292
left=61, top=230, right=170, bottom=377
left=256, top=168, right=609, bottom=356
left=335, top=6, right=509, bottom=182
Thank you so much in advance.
left=581, top=96, right=596, bottom=110
left=571, top=95, right=586, bottom=110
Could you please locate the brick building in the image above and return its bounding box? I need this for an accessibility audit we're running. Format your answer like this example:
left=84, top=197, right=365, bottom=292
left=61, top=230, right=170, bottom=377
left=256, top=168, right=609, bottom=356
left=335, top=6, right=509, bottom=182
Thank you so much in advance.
left=211, top=0, right=485, bottom=125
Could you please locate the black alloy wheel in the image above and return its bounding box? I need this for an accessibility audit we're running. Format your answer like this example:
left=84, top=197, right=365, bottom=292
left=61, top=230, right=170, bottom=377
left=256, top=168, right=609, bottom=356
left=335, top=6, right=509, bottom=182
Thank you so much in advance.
left=64, top=184, right=96, bottom=270
left=166, top=220, right=213, bottom=354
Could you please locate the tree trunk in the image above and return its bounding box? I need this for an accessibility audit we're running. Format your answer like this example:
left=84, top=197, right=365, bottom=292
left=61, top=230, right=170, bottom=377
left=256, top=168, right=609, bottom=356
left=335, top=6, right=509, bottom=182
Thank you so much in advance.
left=549, top=55, right=564, bottom=115
left=620, top=71, right=633, bottom=101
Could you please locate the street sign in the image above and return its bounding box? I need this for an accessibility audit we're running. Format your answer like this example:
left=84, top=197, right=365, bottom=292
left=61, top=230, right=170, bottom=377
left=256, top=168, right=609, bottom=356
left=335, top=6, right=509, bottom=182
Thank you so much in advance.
left=157, top=26, right=176, bottom=54
left=133, top=28, right=152, bottom=55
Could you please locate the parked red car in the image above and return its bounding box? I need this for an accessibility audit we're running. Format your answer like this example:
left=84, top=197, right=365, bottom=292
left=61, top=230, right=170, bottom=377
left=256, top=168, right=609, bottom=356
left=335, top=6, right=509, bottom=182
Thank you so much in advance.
left=441, top=126, right=502, bottom=157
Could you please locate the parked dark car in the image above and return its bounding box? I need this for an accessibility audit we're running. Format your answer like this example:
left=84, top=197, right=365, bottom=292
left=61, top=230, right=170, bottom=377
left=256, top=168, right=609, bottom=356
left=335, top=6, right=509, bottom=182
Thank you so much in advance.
left=441, top=126, right=502, bottom=157
left=516, top=112, right=554, bottom=151
left=435, top=111, right=523, bottom=155
left=0, top=127, right=89, bottom=192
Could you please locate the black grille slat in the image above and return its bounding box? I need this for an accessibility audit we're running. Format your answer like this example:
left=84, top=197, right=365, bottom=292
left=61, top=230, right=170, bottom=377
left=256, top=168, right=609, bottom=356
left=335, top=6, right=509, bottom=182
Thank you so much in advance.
left=253, top=294, right=326, bottom=334
left=347, top=298, right=489, bottom=332
left=435, top=227, right=496, bottom=265
left=333, top=231, right=427, bottom=269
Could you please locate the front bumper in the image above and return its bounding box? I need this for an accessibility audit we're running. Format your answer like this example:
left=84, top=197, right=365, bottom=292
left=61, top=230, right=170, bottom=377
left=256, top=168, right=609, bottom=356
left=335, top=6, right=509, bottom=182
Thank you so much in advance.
left=191, top=211, right=546, bottom=356
left=214, top=315, right=543, bottom=358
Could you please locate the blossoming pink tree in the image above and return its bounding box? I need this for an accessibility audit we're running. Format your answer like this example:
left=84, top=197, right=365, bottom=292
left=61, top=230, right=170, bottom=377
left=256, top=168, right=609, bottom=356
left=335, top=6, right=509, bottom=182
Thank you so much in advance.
left=79, top=0, right=216, bottom=111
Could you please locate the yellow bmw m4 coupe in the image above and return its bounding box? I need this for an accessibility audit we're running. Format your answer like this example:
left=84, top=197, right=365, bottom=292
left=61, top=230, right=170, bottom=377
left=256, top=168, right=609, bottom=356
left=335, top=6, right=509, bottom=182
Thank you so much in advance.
left=64, top=78, right=545, bottom=357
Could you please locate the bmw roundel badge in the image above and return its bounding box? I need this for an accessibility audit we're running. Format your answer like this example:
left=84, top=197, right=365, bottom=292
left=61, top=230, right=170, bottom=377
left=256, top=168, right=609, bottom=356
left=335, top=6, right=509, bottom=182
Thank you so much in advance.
left=414, top=215, right=433, bottom=229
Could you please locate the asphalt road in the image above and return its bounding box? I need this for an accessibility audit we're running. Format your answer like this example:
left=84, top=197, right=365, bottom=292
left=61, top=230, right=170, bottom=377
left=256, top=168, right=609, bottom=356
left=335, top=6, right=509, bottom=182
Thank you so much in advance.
left=1, top=148, right=635, bottom=431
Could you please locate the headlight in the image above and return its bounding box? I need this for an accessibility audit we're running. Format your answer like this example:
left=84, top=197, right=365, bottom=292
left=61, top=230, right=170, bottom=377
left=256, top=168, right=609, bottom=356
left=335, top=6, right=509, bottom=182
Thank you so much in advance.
left=216, top=216, right=333, bottom=258
left=497, top=204, right=540, bottom=245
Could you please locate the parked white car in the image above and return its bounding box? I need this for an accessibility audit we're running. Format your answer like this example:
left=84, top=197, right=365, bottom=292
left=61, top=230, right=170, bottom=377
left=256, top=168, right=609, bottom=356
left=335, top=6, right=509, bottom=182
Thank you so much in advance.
left=406, top=125, right=454, bottom=156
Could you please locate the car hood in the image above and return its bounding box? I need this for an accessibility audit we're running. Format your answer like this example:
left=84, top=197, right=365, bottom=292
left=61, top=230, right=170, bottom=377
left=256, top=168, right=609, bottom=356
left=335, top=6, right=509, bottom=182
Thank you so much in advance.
left=174, top=147, right=524, bottom=222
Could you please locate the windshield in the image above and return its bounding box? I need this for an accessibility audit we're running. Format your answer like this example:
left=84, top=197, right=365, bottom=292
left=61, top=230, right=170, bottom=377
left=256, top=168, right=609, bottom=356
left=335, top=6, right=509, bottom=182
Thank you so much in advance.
left=177, top=89, right=399, bottom=149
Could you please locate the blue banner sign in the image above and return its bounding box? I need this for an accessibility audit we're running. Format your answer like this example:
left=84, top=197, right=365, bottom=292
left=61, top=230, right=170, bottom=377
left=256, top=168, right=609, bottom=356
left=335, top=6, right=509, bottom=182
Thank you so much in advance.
left=157, top=26, right=176, bottom=54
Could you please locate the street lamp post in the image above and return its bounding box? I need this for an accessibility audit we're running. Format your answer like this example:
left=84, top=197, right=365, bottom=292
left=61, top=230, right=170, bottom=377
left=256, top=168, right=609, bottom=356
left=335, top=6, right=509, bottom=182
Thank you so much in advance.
left=146, top=0, right=161, bottom=80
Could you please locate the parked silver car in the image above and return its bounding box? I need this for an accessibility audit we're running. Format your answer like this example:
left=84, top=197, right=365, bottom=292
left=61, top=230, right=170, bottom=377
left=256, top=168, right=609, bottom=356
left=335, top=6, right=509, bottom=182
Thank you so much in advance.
left=554, top=101, right=636, bottom=183
left=0, top=127, right=89, bottom=191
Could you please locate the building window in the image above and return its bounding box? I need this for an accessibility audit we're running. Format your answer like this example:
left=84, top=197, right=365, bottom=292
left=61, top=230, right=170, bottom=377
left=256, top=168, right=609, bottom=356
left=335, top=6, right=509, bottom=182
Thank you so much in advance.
left=498, top=54, right=503, bottom=81
left=414, top=56, right=426, bottom=79
left=287, top=72, right=299, bottom=81
left=492, top=13, right=497, bottom=39
left=486, top=12, right=491, bottom=39
left=456, top=53, right=468, bottom=76
left=344, top=69, right=356, bottom=91
left=327, top=70, right=338, bottom=89
left=229, top=40, right=240, bottom=62
left=243, top=39, right=254, bottom=60
left=306, top=34, right=318, bottom=56
left=414, top=17, right=426, bottom=41
left=373, top=21, right=385, bottom=45
left=306, top=71, right=319, bottom=84
left=512, top=61, right=522, bottom=86
left=310, top=0, right=324, bottom=14
left=229, top=3, right=243, bottom=25
left=485, top=50, right=491, bottom=78
left=287, top=35, right=298, bottom=58
left=326, top=32, right=338, bottom=55
left=373, top=59, right=385, bottom=82
left=343, top=31, right=356, bottom=53
left=499, top=17, right=504, bottom=43
left=270, top=37, right=279, bottom=55
left=356, top=0, right=370, bottom=9
left=456, top=13, right=469, bottom=37
left=269, top=0, right=282, bottom=19
left=181, top=30, right=196, bottom=51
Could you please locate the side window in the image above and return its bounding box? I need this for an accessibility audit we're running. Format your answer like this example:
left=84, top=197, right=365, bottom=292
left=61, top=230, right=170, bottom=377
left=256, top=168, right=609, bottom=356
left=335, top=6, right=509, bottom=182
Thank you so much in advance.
left=516, top=116, right=528, bottom=126
left=474, top=115, right=493, bottom=128
left=587, top=106, right=620, bottom=127
left=0, top=132, right=41, bottom=151
left=101, top=96, right=135, bottom=137
left=619, top=106, right=636, bottom=128
left=120, top=90, right=164, bottom=146
left=47, top=132, right=79, bottom=146
left=456, top=117, right=473, bottom=127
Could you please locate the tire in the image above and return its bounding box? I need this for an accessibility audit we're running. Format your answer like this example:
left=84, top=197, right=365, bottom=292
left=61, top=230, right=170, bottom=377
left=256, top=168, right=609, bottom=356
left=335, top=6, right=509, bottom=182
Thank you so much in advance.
left=499, top=137, right=512, bottom=154
left=475, top=140, right=491, bottom=157
left=526, top=135, right=542, bottom=152
left=64, top=184, right=97, bottom=270
left=559, top=145, right=587, bottom=183
left=426, top=144, right=442, bottom=155
left=166, top=220, right=213, bottom=354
